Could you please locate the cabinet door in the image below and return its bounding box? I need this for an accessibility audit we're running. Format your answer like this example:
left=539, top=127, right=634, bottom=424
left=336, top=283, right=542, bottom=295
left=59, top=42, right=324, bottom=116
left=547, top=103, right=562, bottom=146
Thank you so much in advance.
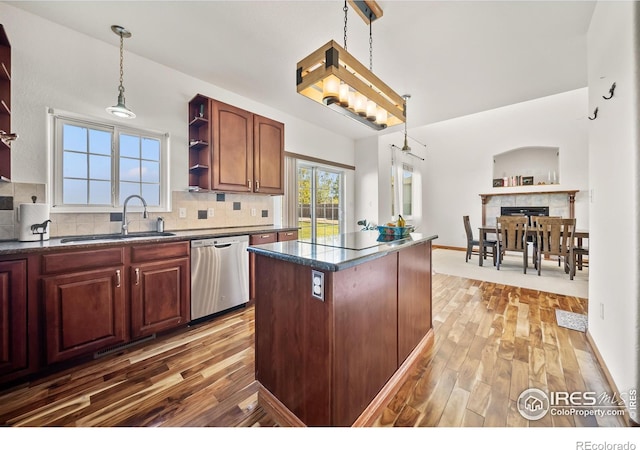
left=0, top=260, right=27, bottom=377
left=130, top=258, right=190, bottom=338
left=43, top=267, right=126, bottom=364
left=212, top=100, right=254, bottom=192
left=249, top=233, right=278, bottom=301
left=253, top=115, right=284, bottom=195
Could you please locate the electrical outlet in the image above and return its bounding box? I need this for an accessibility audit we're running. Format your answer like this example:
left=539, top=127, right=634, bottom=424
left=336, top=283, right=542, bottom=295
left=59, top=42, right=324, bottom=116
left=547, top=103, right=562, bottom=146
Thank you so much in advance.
left=251, top=208, right=256, bottom=217
left=179, top=207, right=187, bottom=218
left=208, top=208, right=215, bottom=218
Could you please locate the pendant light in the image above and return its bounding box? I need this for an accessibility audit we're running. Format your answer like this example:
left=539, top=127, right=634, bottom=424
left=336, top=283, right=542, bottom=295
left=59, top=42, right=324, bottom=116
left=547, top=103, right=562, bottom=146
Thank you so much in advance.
left=391, top=94, right=426, bottom=161
left=106, top=25, right=136, bottom=119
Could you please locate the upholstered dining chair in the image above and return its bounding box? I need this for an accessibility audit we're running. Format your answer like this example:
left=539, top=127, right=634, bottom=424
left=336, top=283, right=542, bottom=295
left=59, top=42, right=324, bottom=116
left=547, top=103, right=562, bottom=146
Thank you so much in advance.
left=496, top=215, right=529, bottom=273
left=463, top=215, right=497, bottom=265
left=532, top=217, right=576, bottom=278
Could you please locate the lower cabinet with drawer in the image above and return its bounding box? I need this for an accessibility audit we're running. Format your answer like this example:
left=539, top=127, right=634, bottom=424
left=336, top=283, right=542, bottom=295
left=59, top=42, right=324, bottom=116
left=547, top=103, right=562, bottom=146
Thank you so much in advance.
left=130, top=242, right=190, bottom=338
left=40, top=242, right=190, bottom=365
left=249, top=230, right=298, bottom=302
left=41, top=247, right=127, bottom=364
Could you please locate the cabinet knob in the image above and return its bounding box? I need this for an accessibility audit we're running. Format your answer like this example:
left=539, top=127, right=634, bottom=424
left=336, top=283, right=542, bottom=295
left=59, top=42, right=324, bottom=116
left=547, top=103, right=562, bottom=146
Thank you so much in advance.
left=248, top=179, right=252, bottom=190
left=115, top=270, right=121, bottom=288
left=135, top=268, right=140, bottom=285
left=255, top=180, right=260, bottom=191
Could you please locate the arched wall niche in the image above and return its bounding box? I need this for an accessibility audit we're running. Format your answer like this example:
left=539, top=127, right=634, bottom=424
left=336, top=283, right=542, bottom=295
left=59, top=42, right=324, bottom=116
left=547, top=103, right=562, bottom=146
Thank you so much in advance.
left=492, top=146, right=559, bottom=186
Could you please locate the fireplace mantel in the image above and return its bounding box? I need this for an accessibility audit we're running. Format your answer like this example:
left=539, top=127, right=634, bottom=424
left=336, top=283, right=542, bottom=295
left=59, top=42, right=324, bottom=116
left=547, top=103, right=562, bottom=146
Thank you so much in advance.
left=479, top=189, right=579, bottom=225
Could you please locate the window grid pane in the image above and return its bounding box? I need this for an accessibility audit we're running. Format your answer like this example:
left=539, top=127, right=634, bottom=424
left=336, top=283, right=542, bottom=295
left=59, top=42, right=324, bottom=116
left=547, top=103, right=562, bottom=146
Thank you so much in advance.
left=56, top=116, right=165, bottom=209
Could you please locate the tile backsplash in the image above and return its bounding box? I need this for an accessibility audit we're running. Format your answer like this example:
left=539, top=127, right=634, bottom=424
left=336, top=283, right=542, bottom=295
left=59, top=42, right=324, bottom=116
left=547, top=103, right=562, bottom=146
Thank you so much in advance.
left=0, top=182, right=274, bottom=240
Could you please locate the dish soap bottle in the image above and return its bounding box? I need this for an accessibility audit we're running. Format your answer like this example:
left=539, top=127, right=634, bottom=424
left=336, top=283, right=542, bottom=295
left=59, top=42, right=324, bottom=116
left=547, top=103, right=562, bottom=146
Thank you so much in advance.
left=397, top=215, right=406, bottom=228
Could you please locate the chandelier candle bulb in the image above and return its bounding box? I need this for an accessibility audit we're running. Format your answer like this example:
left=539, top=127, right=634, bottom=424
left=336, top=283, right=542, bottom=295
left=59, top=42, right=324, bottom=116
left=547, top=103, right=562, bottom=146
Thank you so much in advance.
left=355, top=92, right=367, bottom=116
left=376, top=107, right=387, bottom=125
left=339, top=83, right=350, bottom=106
left=366, top=100, right=377, bottom=121
left=322, top=75, right=340, bottom=104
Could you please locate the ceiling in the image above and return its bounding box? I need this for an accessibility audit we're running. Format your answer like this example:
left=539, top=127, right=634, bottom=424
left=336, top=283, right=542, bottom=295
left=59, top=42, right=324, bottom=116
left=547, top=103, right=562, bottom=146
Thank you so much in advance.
left=8, top=0, right=596, bottom=140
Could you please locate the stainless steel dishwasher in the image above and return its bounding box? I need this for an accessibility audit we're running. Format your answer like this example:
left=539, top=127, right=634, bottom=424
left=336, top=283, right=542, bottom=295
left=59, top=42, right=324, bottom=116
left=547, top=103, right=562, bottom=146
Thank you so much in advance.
left=190, top=235, right=249, bottom=321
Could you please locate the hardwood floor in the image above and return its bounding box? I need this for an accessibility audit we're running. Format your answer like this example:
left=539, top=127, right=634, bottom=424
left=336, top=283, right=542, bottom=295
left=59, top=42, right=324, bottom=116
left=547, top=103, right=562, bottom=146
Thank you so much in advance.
left=0, top=273, right=625, bottom=427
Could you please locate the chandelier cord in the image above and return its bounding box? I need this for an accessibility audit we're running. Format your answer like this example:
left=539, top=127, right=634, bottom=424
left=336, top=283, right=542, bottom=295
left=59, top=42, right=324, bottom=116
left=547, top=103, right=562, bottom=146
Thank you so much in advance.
left=343, top=0, right=348, bottom=51
left=369, top=18, right=373, bottom=71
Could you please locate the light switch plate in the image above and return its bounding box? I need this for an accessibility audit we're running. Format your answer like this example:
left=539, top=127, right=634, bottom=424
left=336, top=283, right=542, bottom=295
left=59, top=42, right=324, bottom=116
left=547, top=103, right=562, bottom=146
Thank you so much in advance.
left=179, top=207, right=187, bottom=218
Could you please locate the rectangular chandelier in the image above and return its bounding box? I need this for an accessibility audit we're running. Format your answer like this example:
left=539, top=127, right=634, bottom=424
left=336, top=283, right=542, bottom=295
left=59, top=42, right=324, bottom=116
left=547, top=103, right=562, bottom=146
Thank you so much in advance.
left=296, top=40, right=405, bottom=131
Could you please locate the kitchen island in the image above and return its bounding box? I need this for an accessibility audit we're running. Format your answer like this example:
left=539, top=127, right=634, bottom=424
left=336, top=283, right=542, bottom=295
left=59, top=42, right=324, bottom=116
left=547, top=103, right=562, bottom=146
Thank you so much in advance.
left=248, top=231, right=438, bottom=426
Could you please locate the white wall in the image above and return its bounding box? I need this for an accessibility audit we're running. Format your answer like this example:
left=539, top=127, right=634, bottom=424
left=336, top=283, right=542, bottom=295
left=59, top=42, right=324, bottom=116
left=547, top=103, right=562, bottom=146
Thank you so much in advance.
left=1, top=4, right=355, bottom=205
left=587, top=1, right=639, bottom=423
left=393, top=88, right=590, bottom=246
left=354, top=136, right=379, bottom=230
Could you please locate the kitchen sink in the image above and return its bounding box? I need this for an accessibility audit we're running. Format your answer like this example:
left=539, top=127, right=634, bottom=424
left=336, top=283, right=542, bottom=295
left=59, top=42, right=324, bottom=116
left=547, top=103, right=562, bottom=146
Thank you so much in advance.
left=60, top=231, right=175, bottom=243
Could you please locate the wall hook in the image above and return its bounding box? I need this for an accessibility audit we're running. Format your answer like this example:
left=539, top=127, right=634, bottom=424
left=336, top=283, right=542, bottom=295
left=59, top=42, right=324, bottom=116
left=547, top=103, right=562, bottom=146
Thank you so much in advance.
left=603, top=82, right=616, bottom=100
left=588, top=107, right=598, bottom=120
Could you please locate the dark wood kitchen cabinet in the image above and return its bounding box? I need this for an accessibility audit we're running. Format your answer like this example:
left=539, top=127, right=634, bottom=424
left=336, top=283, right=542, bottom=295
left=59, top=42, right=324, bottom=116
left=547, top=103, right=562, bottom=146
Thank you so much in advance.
left=253, top=114, right=284, bottom=195
left=0, top=259, right=28, bottom=378
left=212, top=100, right=254, bottom=192
left=188, top=94, right=211, bottom=191
left=130, top=242, right=190, bottom=338
left=40, top=243, right=189, bottom=365
left=189, top=95, right=284, bottom=195
left=248, top=230, right=297, bottom=302
left=41, top=248, right=127, bottom=364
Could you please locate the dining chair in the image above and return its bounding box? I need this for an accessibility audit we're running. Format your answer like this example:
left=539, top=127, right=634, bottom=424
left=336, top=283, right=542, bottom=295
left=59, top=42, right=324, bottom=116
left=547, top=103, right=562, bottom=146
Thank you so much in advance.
left=463, top=215, right=497, bottom=265
left=496, top=215, right=529, bottom=273
left=532, top=217, right=576, bottom=278
left=571, top=244, right=589, bottom=280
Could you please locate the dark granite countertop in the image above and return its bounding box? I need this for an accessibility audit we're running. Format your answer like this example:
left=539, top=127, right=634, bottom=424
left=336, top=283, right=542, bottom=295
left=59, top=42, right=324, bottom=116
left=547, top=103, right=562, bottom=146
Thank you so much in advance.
left=0, top=225, right=299, bottom=256
left=247, top=230, right=438, bottom=271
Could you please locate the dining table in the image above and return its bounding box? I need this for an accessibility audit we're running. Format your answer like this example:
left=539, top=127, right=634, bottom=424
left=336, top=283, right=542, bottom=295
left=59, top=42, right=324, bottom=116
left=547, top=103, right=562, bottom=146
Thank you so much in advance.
left=477, top=225, right=589, bottom=268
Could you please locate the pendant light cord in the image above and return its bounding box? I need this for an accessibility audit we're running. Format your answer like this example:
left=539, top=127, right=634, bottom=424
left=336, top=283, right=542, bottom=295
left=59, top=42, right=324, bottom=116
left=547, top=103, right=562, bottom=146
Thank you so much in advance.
left=118, top=32, right=125, bottom=94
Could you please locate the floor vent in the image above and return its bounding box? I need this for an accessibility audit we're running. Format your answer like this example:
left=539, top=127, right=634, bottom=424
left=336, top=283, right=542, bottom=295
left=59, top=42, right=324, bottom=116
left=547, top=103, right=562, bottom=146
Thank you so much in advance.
left=93, top=334, right=156, bottom=359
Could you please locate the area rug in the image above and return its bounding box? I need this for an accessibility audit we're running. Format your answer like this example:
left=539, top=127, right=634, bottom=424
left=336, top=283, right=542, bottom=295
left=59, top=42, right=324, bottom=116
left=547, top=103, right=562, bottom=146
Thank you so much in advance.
left=555, top=309, right=588, bottom=332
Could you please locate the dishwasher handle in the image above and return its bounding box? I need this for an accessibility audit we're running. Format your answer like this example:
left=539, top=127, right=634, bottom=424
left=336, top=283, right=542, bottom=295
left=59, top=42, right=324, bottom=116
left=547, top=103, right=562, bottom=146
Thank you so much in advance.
left=214, top=243, right=234, bottom=249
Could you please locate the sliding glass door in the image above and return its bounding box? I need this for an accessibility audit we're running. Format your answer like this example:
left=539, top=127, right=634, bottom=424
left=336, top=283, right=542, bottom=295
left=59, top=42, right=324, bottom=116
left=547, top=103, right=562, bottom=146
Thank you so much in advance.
left=297, top=163, right=344, bottom=241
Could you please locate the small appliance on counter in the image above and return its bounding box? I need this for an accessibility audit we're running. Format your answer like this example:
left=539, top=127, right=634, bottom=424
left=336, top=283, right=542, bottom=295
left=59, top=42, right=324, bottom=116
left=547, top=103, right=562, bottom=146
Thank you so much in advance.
left=17, top=196, right=51, bottom=242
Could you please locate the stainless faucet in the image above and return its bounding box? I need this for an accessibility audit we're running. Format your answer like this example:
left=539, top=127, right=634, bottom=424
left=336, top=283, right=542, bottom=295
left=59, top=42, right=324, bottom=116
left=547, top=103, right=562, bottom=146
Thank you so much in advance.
left=121, top=195, right=148, bottom=235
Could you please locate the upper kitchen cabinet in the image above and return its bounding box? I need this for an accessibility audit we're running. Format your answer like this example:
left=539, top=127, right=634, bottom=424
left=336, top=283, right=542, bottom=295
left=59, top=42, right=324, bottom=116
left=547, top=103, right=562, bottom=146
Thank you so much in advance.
left=253, top=114, right=284, bottom=195
left=212, top=100, right=254, bottom=192
left=0, top=25, right=12, bottom=182
left=188, top=94, right=212, bottom=191
left=189, top=95, right=284, bottom=195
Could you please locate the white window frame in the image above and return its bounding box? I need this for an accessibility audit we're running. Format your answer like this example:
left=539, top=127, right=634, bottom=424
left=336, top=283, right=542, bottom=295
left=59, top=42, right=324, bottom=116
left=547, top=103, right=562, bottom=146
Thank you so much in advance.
left=296, top=161, right=345, bottom=240
left=48, top=109, right=170, bottom=213
left=391, top=154, right=418, bottom=221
